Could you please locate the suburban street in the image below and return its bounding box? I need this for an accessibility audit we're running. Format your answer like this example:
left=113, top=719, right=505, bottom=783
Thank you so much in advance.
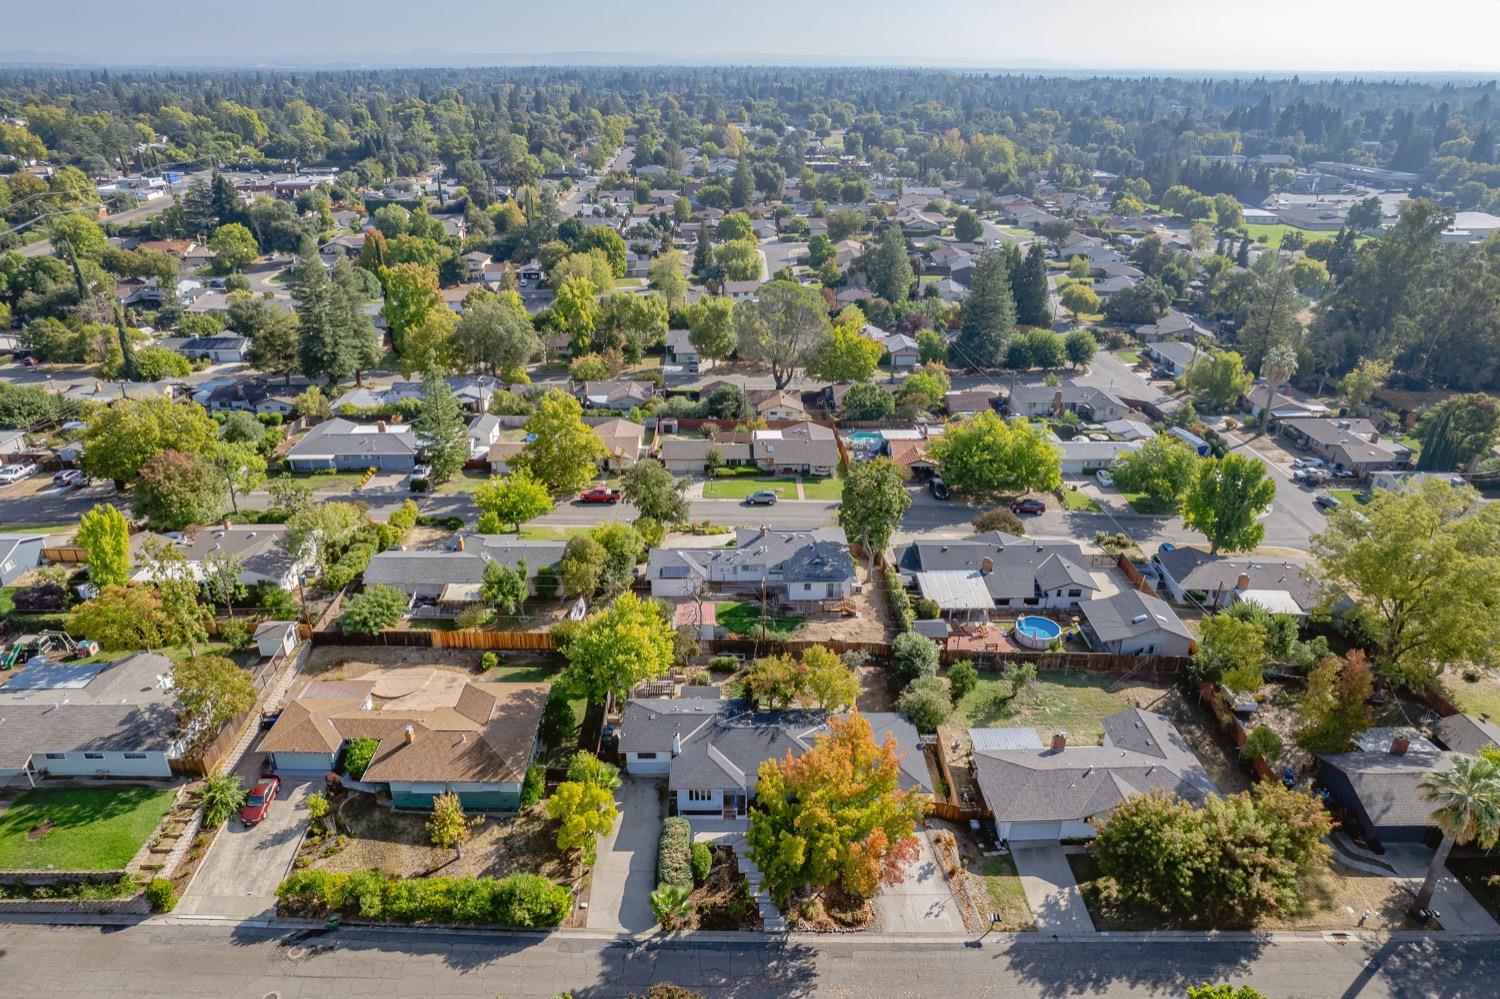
left=1, top=919, right=1494, bottom=997
left=14, top=169, right=211, bottom=258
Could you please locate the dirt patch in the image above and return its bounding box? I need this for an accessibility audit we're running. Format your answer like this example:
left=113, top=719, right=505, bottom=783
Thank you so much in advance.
left=932, top=823, right=1033, bottom=932
left=1069, top=852, right=1420, bottom=931
left=789, top=885, right=875, bottom=931
left=301, top=791, right=577, bottom=886
left=683, top=845, right=761, bottom=931
left=304, top=646, right=506, bottom=678
left=794, top=563, right=891, bottom=644
left=25, top=820, right=53, bottom=841
left=405, top=525, right=456, bottom=551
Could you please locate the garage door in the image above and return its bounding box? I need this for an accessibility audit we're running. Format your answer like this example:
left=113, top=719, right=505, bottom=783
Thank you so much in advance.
left=1005, top=821, right=1062, bottom=841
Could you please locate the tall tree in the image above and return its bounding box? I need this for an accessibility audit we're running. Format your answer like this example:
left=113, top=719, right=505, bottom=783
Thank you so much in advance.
left=1257, top=343, right=1300, bottom=433
left=1415, top=756, right=1500, bottom=910
left=172, top=654, right=256, bottom=754
left=1184, top=350, right=1253, bottom=409
left=1415, top=394, right=1500, bottom=472
left=473, top=468, right=554, bottom=533
left=207, top=440, right=267, bottom=514
left=865, top=227, right=914, bottom=303
left=246, top=309, right=301, bottom=383
left=80, top=397, right=218, bottom=486
left=747, top=713, right=928, bottom=906
left=515, top=389, right=606, bottom=496
left=928, top=410, right=1062, bottom=496
left=838, top=457, right=911, bottom=563
left=413, top=368, right=470, bottom=485
left=954, top=251, right=1016, bottom=369
left=1011, top=243, right=1052, bottom=327
left=452, top=289, right=540, bottom=378
left=647, top=249, right=688, bottom=307
left=76, top=504, right=130, bottom=588
left=806, top=309, right=883, bottom=382
left=686, top=295, right=736, bottom=361
left=294, top=251, right=381, bottom=387
left=1110, top=433, right=1200, bottom=508
left=561, top=592, right=675, bottom=704
left=620, top=460, right=690, bottom=525
left=733, top=280, right=832, bottom=388
left=380, top=262, right=442, bottom=356
left=1181, top=453, right=1276, bottom=554
left=1239, top=252, right=1304, bottom=372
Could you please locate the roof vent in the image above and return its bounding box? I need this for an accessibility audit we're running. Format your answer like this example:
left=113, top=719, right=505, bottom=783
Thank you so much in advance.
left=1131, top=613, right=1149, bottom=624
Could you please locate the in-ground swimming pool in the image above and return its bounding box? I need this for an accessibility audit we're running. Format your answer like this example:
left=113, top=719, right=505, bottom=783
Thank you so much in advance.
left=1013, top=615, right=1063, bottom=650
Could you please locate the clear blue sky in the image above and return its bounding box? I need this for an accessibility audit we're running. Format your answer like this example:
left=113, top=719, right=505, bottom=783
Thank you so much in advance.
left=7, top=0, right=1500, bottom=73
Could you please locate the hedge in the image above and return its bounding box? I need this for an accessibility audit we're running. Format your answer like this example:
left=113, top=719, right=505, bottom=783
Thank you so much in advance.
left=276, top=869, right=571, bottom=927
left=883, top=566, right=915, bottom=632
left=656, top=817, right=693, bottom=890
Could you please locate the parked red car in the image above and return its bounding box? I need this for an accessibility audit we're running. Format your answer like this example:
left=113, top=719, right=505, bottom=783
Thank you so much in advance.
left=580, top=487, right=622, bottom=504
left=239, top=775, right=281, bottom=827
left=1011, top=498, right=1046, bottom=515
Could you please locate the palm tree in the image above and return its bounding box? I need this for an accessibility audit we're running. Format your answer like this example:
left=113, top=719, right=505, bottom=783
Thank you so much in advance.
left=649, top=883, right=692, bottom=930
left=1415, top=755, right=1500, bottom=910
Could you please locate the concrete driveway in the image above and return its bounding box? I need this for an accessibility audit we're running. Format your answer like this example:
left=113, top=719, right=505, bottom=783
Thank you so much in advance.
left=588, top=776, right=661, bottom=932
left=1011, top=844, right=1095, bottom=933
left=873, top=830, right=967, bottom=934
left=176, top=777, right=311, bottom=919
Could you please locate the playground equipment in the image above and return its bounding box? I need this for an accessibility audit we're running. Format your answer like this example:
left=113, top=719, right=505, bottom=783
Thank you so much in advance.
left=1, top=631, right=99, bottom=669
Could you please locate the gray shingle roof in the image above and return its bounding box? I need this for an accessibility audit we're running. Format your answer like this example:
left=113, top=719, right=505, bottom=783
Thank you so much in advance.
left=1319, top=749, right=1455, bottom=829
left=1434, top=714, right=1500, bottom=756
left=288, top=418, right=418, bottom=460
left=1080, top=589, right=1191, bottom=643
left=895, top=535, right=1095, bottom=602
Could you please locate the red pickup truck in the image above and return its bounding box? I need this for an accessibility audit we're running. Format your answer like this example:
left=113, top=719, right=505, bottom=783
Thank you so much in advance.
left=580, top=487, right=623, bottom=504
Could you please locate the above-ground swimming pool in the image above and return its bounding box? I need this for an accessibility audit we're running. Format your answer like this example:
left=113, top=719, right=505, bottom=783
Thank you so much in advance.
left=1012, top=615, right=1063, bottom=650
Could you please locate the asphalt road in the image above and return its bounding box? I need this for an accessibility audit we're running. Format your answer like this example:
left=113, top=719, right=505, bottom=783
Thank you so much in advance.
left=1, top=919, right=1494, bottom=998
left=16, top=170, right=210, bottom=258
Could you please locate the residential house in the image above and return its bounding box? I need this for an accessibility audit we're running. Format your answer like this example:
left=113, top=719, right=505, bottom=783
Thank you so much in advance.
left=1153, top=548, right=1322, bottom=617
left=892, top=533, right=1101, bottom=613
left=285, top=418, right=419, bottom=472
left=617, top=696, right=931, bottom=817
left=260, top=668, right=548, bottom=811
left=1079, top=589, right=1194, bottom=656
left=723, top=280, right=762, bottom=302
left=130, top=525, right=314, bottom=592
left=659, top=437, right=753, bottom=475
left=198, top=377, right=297, bottom=416
left=944, top=388, right=999, bottom=417
left=969, top=708, right=1218, bottom=842
left=1008, top=382, right=1128, bottom=422
left=176, top=335, right=250, bottom=364
left=487, top=439, right=526, bottom=475
left=1367, top=470, right=1466, bottom=494
left=882, top=332, right=920, bottom=369
left=577, top=380, right=653, bottom=412
left=1100, top=418, right=1156, bottom=441
left=1057, top=438, right=1143, bottom=475
left=1245, top=383, right=1330, bottom=421
left=1136, top=311, right=1212, bottom=344
left=468, top=414, right=502, bottom=459
left=1145, top=340, right=1204, bottom=377
left=664, top=329, right=710, bottom=372
left=753, top=390, right=809, bottom=422
left=1317, top=730, right=1454, bottom=844
left=0, top=653, right=182, bottom=781
left=0, top=534, right=45, bottom=585
left=1433, top=714, right=1500, bottom=757
left=647, top=527, right=857, bottom=605
left=887, top=439, right=939, bottom=479
left=592, top=418, right=645, bottom=469
left=0, top=430, right=28, bottom=459
left=753, top=422, right=840, bottom=476
left=362, top=538, right=568, bottom=609
left=463, top=250, right=492, bottom=280
left=1281, top=418, right=1412, bottom=475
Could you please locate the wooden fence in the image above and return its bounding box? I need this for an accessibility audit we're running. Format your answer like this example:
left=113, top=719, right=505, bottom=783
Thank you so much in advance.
left=929, top=801, right=990, bottom=824
left=1116, top=552, right=1160, bottom=597
left=948, top=648, right=1191, bottom=676
left=310, top=627, right=556, bottom=652
left=1199, top=682, right=1276, bottom=783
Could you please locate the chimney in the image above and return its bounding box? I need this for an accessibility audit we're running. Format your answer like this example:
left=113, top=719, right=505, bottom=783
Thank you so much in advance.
left=456, top=535, right=466, bottom=551
left=980, top=556, right=994, bottom=574
left=1390, top=735, right=1409, bottom=756
left=1051, top=732, right=1067, bottom=752
left=377, top=420, right=388, bottom=433
left=403, top=724, right=415, bottom=746
left=758, top=525, right=768, bottom=539
left=1053, top=390, right=1064, bottom=417
left=1236, top=573, right=1251, bottom=590
left=672, top=731, right=682, bottom=757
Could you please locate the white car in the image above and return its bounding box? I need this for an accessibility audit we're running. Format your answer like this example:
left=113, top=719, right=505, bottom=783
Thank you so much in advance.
left=1095, top=469, right=1115, bottom=488
left=1291, top=457, right=1325, bottom=470
left=0, top=463, right=37, bottom=485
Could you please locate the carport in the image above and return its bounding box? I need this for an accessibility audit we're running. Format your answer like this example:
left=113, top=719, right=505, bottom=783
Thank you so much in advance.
left=914, top=569, right=993, bottom=622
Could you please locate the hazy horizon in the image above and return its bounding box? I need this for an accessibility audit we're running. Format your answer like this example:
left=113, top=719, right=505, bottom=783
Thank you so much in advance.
left=5, top=0, right=1500, bottom=75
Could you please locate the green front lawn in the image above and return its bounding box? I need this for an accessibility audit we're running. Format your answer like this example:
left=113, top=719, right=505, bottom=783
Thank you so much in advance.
left=1115, top=349, right=1142, bottom=365
left=703, top=477, right=790, bottom=500
left=1123, top=491, right=1177, bottom=515
left=801, top=475, right=843, bottom=500
left=435, top=469, right=492, bottom=494
left=0, top=586, right=20, bottom=614
left=1327, top=488, right=1368, bottom=508
left=1060, top=488, right=1101, bottom=512
left=954, top=671, right=1129, bottom=743
left=268, top=469, right=371, bottom=490
left=716, top=600, right=803, bottom=640
left=0, top=787, right=177, bottom=871
left=973, top=853, right=1031, bottom=930
left=513, top=525, right=595, bottom=541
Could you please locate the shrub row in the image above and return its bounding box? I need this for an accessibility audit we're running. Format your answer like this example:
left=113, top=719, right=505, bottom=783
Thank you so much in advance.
left=657, top=817, right=693, bottom=890
left=276, top=869, right=571, bottom=927
left=883, top=566, right=914, bottom=632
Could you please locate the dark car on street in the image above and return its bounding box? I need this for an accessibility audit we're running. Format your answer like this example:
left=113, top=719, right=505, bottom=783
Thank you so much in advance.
left=1011, top=498, right=1046, bottom=515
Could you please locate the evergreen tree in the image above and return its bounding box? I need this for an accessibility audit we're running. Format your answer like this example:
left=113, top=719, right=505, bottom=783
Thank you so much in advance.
left=209, top=171, right=244, bottom=228
left=1012, top=243, right=1052, bottom=326
left=413, top=367, right=470, bottom=485
left=114, top=306, right=138, bottom=382
left=294, top=251, right=381, bottom=387
left=692, top=234, right=712, bottom=278
left=866, top=226, right=914, bottom=303
left=730, top=156, right=754, bottom=209
left=1236, top=235, right=1252, bottom=267
left=953, top=251, right=1016, bottom=369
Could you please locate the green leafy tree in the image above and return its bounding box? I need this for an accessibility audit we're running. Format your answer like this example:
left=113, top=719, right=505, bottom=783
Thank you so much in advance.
left=1310, top=480, right=1500, bottom=688
left=560, top=535, right=607, bottom=598
left=293, top=386, right=332, bottom=419
left=647, top=249, right=688, bottom=307
left=295, top=252, right=382, bottom=387
left=381, top=262, right=441, bottom=356
left=1415, top=394, right=1500, bottom=472
left=567, top=750, right=622, bottom=790
left=413, top=368, right=470, bottom=485
left=1415, top=755, right=1500, bottom=910
left=928, top=410, right=1062, bottom=496
left=133, top=449, right=228, bottom=530
left=561, top=592, right=675, bottom=704
left=342, top=737, right=379, bottom=778
left=734, top=280, right=832, bottom=388
left=209, top=222, right=258, bottom=274
left=1337, top=358, right=1391, bottom=409
left=1195, top=613, right=1268, bottom=692
left=453, top=289, right=541, bottom=378
left=1181, top=453, right=1276, bottom=553
left=1293, top=651, right=1374, bottom=753
left=806, top=312, right=884, bottom=382
left=473, top=468, right=554, bottom=532
left=1058, top=282, right=1100, bottom=321
left=687, top=295, right=737, bottom=362
left=515, top=390, right=606, bottom=496
left=842, top=381, right=895, bottom=420
left=554, top=277, right=598, bottom=354
left=954, top=251, right=1016, bottom=369
left=621, top=460, right=690, bottom=525
left=76, top=504, right=131, bottom=588
left=208, top=440, right=267, bottom=515
left=1012, top=243, right=1052, bottom=327
left=1187, top=985, right=1267, bottom=999
left=866, top=227, right=914, bottom=302
left=917, top=328, right=948, bottom=365
left=1064, top=328, right=1097, bottom=369
left=899, top=676, right=952, bottom=733
left=948, top=660, right=979, bottom=699
left=747, top=713, right=928, bottom=905
left=953, top=209, right=982, bottom=243
left=547, top=780, right=619, bottom=866
left=66, top=584, right=168, bottom=651
left=802, top=645, right=859, bottom=710
left=839, top=457, right=911, bottom=561
left=1241, top=725, right=1284, bottom=763
left=482, top=559, right=529, bottom=617
left=196, top=773, right=248, bottom=828
left=339, top=585, right=409, bottom=634
left=1184, top=350, right=1253, bottom=408
left=891, top=631, right=941, bottom=684
left=1110, top=434, right=1200, bottom=508
left=427, top=792, right=481, bottom=859
left=173, top=654, right=256, bottom=754
left=80, top=396, right=218, bottom=486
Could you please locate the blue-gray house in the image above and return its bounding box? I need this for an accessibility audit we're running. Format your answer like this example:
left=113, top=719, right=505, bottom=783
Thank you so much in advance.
left=0, top=534, right=46, bottom=586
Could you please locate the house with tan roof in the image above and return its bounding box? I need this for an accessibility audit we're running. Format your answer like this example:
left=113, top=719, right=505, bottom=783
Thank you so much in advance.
left=260, top=667, right=548, bottom=810
left=591, top=417, right=645, bottom=469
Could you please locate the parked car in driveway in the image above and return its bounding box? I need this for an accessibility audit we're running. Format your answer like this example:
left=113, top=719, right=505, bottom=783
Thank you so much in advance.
left=0, top=463, right=37, bottom=485
left=929, top=476, right=949, bottom=500
left=1011, top=498, right=1046, bottom=515
left=51, top=469, right=85, bottom=488
left=239, top=776, right=281, bottom=827
left=579, top=486, right=622, bottom=504
left=745, top=489, right=778, bottom=506
left=1095, top=469, right=1115, bottom=488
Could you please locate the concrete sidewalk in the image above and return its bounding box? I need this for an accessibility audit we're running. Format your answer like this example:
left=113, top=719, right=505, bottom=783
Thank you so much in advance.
left=1011, top=844, right=1096, bottom=933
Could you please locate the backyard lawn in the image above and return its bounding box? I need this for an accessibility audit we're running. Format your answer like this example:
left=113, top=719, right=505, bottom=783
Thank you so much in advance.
left=1060, top=487, right=1101, bottom=512
left=0, top=787, right=177, bottom=871
left=716, top=600, right=803, bottom=639
left=1447, top=671, right=1500, bottom=721
left=954, top=670, right=1129, bottom=743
